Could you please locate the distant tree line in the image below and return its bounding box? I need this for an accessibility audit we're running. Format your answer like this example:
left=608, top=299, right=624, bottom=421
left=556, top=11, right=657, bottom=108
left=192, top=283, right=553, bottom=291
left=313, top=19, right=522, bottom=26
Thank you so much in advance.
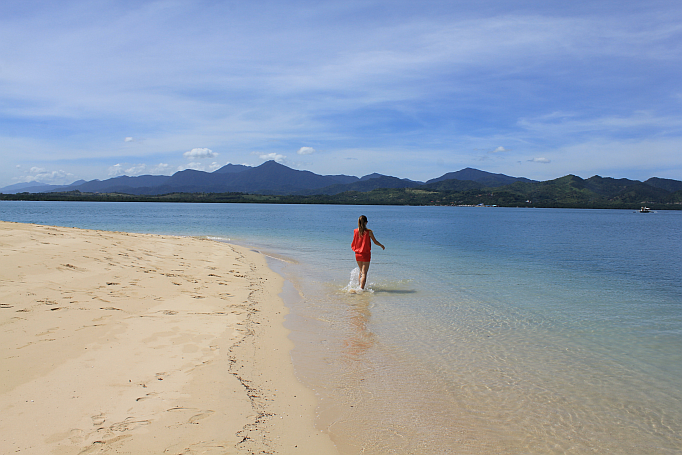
left=2, top=176, right=681, bottom=210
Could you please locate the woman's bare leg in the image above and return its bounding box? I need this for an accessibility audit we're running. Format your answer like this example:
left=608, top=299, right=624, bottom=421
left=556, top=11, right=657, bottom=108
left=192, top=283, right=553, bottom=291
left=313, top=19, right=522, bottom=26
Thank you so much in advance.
left=356, top=261, right=370, bottom=289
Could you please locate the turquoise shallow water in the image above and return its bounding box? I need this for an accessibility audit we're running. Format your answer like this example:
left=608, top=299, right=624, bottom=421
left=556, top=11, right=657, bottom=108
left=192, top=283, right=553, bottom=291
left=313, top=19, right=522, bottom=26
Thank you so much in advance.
left=2, top=201, right=681, bottom=454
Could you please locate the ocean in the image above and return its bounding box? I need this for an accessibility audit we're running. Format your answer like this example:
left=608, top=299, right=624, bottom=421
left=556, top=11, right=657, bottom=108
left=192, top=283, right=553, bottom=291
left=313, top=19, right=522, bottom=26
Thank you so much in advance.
left=2, top=201, right=681, bottom=454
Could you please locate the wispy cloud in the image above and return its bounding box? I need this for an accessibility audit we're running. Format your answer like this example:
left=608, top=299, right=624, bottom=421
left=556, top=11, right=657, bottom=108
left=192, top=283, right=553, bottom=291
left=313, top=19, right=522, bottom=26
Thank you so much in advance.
left=108, top=163, right=148, bottom=176
left=297, top=147, right=316, bottom=155
left=108, top=164, right=124, bottom=176
left=19, top=167, right=74, bottom=184
left=182, top=162, right=204, bottom=171
left=126, top=164, right=147, bottom=175
left=178, top=161, right=224, bottom=172
left=183, top=148, right=217, bottom=159
left=151, top=163, right=171, bottom=174
left=517, top=111, right=682, bottom=138
left=259, top=153, right=286, bottom=163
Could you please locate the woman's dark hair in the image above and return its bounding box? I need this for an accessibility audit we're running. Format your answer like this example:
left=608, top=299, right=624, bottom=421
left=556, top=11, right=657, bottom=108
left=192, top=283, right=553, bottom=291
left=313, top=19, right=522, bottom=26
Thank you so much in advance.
left=358, top=215, right=368, bottom=236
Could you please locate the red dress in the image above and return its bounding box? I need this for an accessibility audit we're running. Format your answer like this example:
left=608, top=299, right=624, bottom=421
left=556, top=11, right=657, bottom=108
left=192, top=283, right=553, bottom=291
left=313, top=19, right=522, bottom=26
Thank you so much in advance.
left=351, top=228, right=372, bottom=262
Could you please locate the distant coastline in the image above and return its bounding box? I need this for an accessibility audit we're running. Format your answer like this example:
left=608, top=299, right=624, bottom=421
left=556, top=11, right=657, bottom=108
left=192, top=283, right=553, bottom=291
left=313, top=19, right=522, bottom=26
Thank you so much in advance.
left=1, top=187, right=680, bottom=210
left=2, top=161, right=680, bottom=210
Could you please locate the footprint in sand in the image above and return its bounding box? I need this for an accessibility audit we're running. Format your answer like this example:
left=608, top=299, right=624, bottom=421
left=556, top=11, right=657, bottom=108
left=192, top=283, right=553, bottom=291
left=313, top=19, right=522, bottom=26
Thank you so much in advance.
left=188, top=410, right=215, bottom=424
left=165, top=407, right=215, bottom=424
left=109, top=417, right=151, bottom=432
left=36, top=327, right=58, bottom=336
left=167, top=406, right=194, bottom=412
left=91, top=413, right=106, bottom=426
left=68, top=428, right=85, bottom=443
left=135, top=392, right=158, bottom=402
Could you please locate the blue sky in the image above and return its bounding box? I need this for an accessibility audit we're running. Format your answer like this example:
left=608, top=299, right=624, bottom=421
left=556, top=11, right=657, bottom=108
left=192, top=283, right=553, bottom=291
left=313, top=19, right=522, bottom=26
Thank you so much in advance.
left=1, top=0, right=681, bottom=187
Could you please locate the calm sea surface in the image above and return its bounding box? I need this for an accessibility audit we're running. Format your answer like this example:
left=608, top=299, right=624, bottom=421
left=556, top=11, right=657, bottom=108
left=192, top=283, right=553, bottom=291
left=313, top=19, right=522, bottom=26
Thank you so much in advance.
left=2, top=201, right=681, bottom=454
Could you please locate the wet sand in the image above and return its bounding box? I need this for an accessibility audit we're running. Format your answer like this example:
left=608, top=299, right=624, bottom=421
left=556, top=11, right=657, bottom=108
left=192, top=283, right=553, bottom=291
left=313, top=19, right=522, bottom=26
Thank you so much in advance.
left=0, top=221, right=338, bottom=455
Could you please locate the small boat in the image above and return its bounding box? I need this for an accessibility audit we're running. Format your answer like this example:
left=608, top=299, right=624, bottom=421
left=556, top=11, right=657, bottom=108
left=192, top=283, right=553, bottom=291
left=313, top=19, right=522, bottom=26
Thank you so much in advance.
left=639, top=206, right=651, bottom=213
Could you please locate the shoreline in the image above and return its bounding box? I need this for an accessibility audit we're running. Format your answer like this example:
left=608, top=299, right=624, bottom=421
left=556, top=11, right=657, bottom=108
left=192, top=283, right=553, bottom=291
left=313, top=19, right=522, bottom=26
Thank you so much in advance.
left=0, top=221, right=338, bottom=454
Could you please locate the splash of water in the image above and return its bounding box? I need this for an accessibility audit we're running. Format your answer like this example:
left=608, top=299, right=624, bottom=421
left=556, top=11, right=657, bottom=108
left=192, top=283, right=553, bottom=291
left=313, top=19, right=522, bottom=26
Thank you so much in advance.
left=343, top=267, right=373, bottom=293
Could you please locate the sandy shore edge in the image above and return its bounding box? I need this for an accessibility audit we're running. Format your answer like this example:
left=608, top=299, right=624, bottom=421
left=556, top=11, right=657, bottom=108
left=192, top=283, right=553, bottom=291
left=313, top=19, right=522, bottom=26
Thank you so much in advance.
left=0, top=221, right=338, bottom=455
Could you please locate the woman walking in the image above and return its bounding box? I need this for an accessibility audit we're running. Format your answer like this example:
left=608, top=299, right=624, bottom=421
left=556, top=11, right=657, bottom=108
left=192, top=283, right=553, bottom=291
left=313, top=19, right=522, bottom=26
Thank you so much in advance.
left=351, top=215, right=385, bottom=290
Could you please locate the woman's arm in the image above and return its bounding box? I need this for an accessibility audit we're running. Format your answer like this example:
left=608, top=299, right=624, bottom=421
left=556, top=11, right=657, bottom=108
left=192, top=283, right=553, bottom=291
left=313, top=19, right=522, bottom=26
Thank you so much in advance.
left=368, top=230, right=385, bottom=250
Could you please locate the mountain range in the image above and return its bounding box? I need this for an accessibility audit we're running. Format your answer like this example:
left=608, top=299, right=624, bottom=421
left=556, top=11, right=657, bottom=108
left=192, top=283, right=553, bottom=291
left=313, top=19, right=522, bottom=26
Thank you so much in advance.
left=0, top=161, right=539, bottom=195
left=2, top=161, right=681, bottom=208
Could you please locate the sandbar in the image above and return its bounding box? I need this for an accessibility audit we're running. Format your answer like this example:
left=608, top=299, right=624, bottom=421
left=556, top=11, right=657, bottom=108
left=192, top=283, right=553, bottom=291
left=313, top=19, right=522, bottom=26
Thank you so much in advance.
left=0, top=221, right=338, bottom=455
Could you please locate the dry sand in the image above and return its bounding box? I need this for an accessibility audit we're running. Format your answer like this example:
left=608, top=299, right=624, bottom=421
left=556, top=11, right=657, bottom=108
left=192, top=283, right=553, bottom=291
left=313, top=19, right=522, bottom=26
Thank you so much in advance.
left=0, top=221, right=339, bottom=455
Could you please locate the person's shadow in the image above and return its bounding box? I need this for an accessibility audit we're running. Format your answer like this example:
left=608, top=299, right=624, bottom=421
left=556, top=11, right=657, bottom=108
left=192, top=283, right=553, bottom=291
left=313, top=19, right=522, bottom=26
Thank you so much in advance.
left=371, top=289, right=416, bottom=294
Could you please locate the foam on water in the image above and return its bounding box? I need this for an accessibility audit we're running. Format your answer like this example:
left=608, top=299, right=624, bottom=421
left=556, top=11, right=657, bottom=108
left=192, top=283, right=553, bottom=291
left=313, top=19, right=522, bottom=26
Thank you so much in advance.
left=342, top=267, right=374, bottom=294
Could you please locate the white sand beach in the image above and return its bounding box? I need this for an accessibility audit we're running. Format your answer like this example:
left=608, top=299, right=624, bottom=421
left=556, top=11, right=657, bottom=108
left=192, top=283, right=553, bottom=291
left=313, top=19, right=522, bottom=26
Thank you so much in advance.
left=0, top=221, right=338, bottom=454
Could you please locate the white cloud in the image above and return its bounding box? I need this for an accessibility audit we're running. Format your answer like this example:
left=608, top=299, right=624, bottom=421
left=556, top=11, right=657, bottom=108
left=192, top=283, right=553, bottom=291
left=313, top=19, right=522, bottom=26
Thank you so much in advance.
left=184, top=148, right=217, bottom=159
left=124, top=137, right=134, bottom=142
left=151, top=163, right=171, bottom=174
left=208, top=162, right=222, bottom=172
left=108, top=164, right=124, bottom=176
left=297, top=146, right=316, bottom=155
left=491, top=146, right=507, bottom=153
left=180, top=162, right=209, bottom=171
left=22, top=169, right=74, bottom=184
left=30, top=166, right=47, bottom=174
left=108, top=163, right=147, bottom=176
left=259, top=153, right=286, bottom=163
left=125, top=164, right=147, bottom=175
left=529, top=157, right=551, bottom=163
